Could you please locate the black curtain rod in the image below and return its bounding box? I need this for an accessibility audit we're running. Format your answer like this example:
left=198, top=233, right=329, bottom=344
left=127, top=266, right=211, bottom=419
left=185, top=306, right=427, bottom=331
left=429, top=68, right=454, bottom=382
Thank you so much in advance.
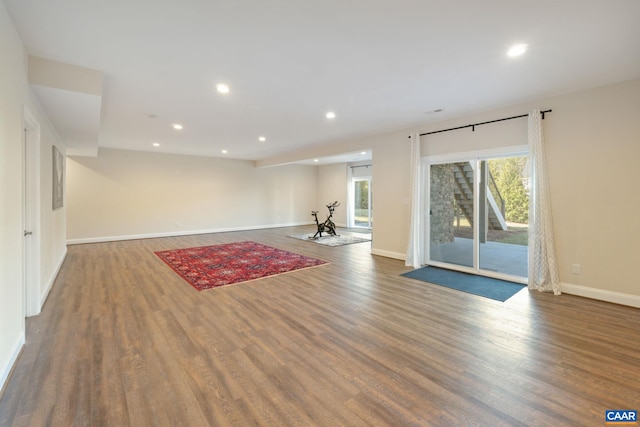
left=419, top=109, right=552, bottom=137
left=350, top=164, right=371, bottom=169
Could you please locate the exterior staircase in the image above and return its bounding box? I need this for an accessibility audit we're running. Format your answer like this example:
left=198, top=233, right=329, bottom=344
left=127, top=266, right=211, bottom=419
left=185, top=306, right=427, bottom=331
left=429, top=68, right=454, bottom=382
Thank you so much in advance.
left=452, top=162, right=507, bottom=231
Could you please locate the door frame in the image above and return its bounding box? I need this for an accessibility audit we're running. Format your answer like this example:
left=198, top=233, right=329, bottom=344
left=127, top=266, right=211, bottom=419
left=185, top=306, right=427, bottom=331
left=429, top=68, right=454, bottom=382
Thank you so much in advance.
left=23, top=107, right=41, bottom=317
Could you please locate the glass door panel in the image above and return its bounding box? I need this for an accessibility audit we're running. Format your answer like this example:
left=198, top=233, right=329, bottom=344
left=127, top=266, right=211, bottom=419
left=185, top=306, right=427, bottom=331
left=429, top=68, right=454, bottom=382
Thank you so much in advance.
left=429, top=162, right=474, bottom=268
left=353, top=178, right=372, bottom=228
left=479, top=157, right=529, bottom=278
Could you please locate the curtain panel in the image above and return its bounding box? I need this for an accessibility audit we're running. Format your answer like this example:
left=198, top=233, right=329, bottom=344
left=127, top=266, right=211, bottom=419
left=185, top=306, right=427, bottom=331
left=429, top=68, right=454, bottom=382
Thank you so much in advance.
left=405, top=133, right=424, bottom=268
left=528, top=109, right=561, bottom=294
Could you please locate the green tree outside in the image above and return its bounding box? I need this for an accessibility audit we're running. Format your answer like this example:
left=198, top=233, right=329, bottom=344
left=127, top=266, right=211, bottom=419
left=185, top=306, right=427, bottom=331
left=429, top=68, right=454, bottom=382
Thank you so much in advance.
left=488, top=157, right=529, bottom=224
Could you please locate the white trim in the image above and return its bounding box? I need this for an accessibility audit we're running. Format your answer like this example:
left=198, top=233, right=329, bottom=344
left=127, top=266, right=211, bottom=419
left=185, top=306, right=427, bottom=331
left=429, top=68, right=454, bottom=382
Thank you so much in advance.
left=371, top=248, right=405, bottom=260
left=67, top=221, right=315, bottom=245
left=35, top=247, right=67, bottom=314
left=560, top=282, right=640, bottom=309
left=425, top=145, right=528, bottom=165
left=0, top=334, right=24, bottom=395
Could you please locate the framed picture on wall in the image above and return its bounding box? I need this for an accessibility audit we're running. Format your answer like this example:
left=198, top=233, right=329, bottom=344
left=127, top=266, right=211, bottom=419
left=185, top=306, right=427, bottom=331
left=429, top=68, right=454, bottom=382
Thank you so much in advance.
left=52, top=146, right=64, bottom=210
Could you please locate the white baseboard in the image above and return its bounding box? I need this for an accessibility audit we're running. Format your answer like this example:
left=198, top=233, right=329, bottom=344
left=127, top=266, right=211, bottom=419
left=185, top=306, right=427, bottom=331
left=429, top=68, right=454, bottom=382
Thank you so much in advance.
left=67, top=221, right=315, bottom=245
left=371, top=248, right=406, bottom=261
left=38, top=247, right=67, bottom=312
left=560, top=282, right=640, bottom=309
left=0, top=334, right=24, bottom=396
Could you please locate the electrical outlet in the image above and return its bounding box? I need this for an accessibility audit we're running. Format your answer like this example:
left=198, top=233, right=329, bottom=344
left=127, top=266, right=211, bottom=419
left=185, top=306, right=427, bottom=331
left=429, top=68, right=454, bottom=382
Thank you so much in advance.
left=571, top=264, right=581, bottom=274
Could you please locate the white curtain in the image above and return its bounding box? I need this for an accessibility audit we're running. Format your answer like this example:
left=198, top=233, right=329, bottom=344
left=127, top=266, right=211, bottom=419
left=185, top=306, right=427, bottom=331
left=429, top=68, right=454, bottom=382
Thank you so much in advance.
left=405, top=133, right=424, bottom=268
left=527, top=110, right=561, bottom=294
left=346, top=165, right=354, bottom=228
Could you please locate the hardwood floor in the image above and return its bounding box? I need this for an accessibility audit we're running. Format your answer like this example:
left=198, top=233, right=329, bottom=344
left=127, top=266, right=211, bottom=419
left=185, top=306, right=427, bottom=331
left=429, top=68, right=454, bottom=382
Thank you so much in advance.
left=1, top=226, right=639, bottom=426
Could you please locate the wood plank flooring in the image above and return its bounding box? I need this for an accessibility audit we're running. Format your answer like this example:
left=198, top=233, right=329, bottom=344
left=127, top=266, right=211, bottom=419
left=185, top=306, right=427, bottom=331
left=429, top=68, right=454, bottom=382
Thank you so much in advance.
left=1, top=226, right=639, bottom=426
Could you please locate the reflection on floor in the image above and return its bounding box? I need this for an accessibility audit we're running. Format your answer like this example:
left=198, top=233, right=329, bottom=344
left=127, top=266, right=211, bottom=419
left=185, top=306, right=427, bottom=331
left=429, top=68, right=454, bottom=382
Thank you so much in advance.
left=340, top=227, right=372, bottom=235
left=430, top=237, right=528, bottom=278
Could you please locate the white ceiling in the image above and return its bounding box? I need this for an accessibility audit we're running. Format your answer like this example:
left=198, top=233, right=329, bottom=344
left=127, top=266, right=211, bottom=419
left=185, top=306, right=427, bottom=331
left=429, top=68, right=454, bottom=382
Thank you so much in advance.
left=5, top=0, right=640, bottom=164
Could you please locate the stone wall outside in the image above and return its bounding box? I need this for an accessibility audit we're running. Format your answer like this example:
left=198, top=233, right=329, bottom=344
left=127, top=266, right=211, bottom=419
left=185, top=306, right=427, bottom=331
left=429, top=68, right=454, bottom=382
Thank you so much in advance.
left=430, top=164, right=455, bottom=244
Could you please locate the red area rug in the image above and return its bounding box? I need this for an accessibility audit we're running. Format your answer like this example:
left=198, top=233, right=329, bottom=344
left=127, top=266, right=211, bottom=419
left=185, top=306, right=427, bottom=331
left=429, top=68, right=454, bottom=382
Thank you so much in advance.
left=155, top=241, right=328, bottom=291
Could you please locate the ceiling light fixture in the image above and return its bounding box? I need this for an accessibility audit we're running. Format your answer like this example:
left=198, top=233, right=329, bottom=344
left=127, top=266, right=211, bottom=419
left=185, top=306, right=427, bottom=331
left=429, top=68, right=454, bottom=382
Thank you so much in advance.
left=361, top=151, right=366, bottom=155
left=221, top=149, right=228, bottom=154
left=216, top=83, right=230, bottom=94
left=507, top=43, right=528, bottom=57
left=172, top=123, right=183, bottom=130
left=152, top=142, right=160, bottom=147
left=258, top=136, right=266, bottom=142
left=326, top=111, right=336, bottom=119
left=313, top=159, right=319, bottom=162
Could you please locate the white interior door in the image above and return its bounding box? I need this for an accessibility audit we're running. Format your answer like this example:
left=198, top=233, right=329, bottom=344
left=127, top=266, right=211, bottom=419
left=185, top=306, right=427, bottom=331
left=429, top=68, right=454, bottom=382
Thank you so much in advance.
left=23, top=109, right=41, bottom=317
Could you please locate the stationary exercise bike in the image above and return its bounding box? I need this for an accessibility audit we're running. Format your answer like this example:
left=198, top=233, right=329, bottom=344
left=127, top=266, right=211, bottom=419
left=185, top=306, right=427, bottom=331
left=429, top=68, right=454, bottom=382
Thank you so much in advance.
left=311, top=201, right=340, bottom=239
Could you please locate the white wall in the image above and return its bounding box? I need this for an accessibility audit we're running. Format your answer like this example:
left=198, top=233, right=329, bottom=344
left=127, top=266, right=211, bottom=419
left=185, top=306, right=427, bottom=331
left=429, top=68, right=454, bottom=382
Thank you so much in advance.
left=317, top=163, right=348, bottom=227
left=0, top=2, right=67, bottom=391
left=0, top=1, right=26, bottom=391
left=539, top=80, right=640, bottom=301
left=37, top=126, right=68, bottom=303
left=369, top=133, right=412, bottom=258
left=66, top=148, right=318, bottom=242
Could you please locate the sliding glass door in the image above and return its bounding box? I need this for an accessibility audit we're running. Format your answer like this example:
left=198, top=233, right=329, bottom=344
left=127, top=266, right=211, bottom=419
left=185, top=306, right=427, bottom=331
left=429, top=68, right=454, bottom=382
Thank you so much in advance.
left=427, top=154, right=528, bottom=281
left=353, top=177, right=372, bottom=228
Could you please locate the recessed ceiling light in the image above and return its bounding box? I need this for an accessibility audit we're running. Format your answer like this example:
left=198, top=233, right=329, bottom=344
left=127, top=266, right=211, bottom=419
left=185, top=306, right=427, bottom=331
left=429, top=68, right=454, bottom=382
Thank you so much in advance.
left=313, top=159, right=319, bottom=162
left=326, top=111, right=336, bottom=119
left=216, top=83, right=230, bottom=94
left=172, top=123, right=183, bottom=130
left=361, top=151, right=367, bottom=155
left=507, top=43, right=528, bottom=57
left=258, top=136, right=266, bottom=142
left=221, top=149, right=228, bottom=154
left=152, top=142, right=160, bottom=147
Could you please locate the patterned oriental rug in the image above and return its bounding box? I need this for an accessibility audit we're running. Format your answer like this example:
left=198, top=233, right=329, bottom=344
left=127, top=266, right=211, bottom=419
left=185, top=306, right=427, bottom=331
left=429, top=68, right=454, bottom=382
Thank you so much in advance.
left=155, top=241, right=328, bottom=291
